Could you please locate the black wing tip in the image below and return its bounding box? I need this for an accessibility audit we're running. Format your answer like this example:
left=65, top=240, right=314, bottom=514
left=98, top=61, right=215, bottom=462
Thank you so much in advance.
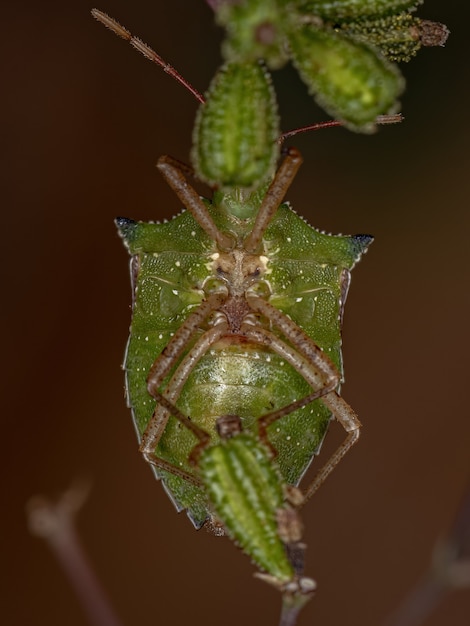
left=115, top=216, right=136, bottom=228
left=353, top=233, right=374, bottom=252
left=115, top=217, right=138, bottom=245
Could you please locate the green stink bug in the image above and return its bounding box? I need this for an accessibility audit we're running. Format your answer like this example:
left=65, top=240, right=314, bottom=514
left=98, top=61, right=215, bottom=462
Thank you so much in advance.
left=116, top=145, right=369, bottom=530
left=115, top=145, right=368, bottom=624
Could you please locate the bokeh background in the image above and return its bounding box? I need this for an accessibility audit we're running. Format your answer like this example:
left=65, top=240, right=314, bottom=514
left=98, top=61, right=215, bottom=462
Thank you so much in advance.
left=3, top=1, right=469, bottom=625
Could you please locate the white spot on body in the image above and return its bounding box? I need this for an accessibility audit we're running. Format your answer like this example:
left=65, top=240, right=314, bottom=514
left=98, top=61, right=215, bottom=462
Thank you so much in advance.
left=258, top=255, right=269, bottom=271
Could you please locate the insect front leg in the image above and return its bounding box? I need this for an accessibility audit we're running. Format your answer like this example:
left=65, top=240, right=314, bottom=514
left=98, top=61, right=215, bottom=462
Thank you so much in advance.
left=244, top=147, right=303, bottom=254
left=157, top=155, right=234, bottom=250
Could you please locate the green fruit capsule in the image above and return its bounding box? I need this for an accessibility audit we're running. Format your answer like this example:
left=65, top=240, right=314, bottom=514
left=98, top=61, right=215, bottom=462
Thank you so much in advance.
left=340, top=14, right=450, bottom=62
left=192, top=62, right=279, bottom=189
left=196, top=414, right=316, bottom=606
left=289, top=25, right=404, bottom=131
left=199, top=430, right=295, bottom=582
left=296, top=0, right=423, bottom=20
left=215, top=0, right=289, bottom=68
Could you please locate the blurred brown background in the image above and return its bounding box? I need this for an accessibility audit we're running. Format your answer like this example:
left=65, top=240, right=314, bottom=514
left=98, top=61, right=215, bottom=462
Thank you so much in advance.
left=2, top=1, right=469, bottom=625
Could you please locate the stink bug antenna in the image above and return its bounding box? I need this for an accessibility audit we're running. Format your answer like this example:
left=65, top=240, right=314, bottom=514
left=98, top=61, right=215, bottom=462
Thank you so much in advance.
left=91, top=9, right=205, bottom=105
left=279, top=113, right=403, bottom=143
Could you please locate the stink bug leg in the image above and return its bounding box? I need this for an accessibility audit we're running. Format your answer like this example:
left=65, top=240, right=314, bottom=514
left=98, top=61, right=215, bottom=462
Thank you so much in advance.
left=244, top=386, right=361, bottom=504
left=156, top=155, right=234, bottom=251
left=244, top=147, right=303, bottom=253
left=305, top=391, right=361, bottom=500
left=140, top=293, right=228, bottom=475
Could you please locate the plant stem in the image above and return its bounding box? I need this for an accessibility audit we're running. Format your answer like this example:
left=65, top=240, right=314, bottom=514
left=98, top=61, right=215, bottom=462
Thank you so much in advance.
left=27, top=482, right=123, bottom=626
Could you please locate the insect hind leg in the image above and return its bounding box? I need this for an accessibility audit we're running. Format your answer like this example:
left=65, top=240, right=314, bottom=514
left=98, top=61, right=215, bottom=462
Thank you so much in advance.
left=301, top=391, right=361, bottom=504
left=157, top=155, right=234, bottom=251
left=244, top=293, right=360, bottom=495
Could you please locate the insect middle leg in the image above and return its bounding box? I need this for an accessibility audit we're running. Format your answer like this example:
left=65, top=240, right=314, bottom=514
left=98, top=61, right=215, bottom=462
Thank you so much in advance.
left=141, top=320, right=230, bottom=471
left=302, top=391, right=361, bottom=503
left=245, top=293, right=340, bottom=433
left=139, top=292, right=226, bottom=481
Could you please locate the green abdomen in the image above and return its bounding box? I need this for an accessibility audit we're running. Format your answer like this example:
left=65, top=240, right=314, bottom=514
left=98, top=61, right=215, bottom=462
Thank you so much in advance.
left=150, top=339, right=331, bottom=526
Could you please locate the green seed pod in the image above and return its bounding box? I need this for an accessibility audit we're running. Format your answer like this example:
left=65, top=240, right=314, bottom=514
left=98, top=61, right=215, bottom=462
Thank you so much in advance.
left=215, top=0, right=289, bottom=68
left=192, top=62, right=280, bottom=189
left=296, top=0, right=423, bottom=20
left=339, top=14, right=449, bottom=62
left=199, top=432, right=295, bottom=582
left=288, top=25, right=404, bottom=131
